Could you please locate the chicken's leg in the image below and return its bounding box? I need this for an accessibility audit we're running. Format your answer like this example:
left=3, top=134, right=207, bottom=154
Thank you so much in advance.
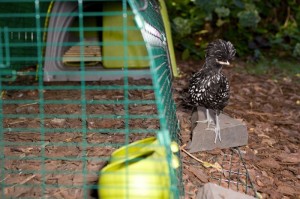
left=196, top=109, right=214, bottom=129
left=214, top=114, right=221, bottom=143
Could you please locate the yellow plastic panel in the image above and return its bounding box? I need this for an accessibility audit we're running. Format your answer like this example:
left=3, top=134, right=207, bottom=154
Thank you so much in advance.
left=102, top=2, right=149, bottom=68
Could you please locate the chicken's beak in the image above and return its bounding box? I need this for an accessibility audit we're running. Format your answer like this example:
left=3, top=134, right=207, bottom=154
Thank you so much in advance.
left=216, top=59, right=230, bottom=65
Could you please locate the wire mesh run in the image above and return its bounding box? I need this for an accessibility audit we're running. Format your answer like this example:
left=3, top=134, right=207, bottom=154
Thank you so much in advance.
left=210, top=147, right=258, bottom=198
left=0, top=79, right=163, bottom=198
left=0, top=0, right=182, bottom=198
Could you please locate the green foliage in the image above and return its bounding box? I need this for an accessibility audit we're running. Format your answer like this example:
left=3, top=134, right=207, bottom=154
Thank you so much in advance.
left=215, top=7, right=230, bottom=18
left=166, top=0, right=300, bottom=60
left=242, top=57, right=300, bottom=79
left=293, top=43, right=300, bottom=57
left=237, top=4, right=261, bottom=28
left=173, top=17, right=192, bottom=38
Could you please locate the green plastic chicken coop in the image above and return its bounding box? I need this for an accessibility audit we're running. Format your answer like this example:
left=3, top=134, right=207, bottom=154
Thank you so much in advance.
left=0, top=0, right=182, bottom=198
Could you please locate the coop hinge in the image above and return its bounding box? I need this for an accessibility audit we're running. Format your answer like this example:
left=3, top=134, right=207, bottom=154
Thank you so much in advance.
left=0, top=27, right=15, bottom=81
left=0, top=27, right=11, bottom=68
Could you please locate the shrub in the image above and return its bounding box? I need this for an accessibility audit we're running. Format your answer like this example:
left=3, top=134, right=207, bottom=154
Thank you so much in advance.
left=166, top=0, right=300, bottom=60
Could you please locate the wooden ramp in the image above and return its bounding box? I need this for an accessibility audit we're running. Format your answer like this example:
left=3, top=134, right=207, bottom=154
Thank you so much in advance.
left=63, top=43, right=102, bottom=66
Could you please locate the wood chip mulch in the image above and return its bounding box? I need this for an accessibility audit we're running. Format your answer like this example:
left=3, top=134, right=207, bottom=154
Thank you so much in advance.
left=174, top=59, right=299, bottom=199
left=1, top=59, right=299, bottom=198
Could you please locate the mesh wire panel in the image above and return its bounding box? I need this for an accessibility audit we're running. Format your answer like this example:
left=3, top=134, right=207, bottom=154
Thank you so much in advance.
left=0, top=0, right=182, bottom=198
left=210, top=148, right=259, bottom=198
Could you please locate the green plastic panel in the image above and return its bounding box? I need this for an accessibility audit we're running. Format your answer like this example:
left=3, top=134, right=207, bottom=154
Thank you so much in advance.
left=0, top=1, right=49, bottom=69
left=102, top=2, right=148, bottom=68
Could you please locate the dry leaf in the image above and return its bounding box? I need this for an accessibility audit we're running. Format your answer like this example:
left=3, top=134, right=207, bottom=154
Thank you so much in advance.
left=188, top=166, right=208, bottom=183
left=258, top=158, right=281, bottom=170
left=277, top=185, right=297, bottom=196
left=261, top=138, right=277, bottom=147
left=277, top=153, right=300, bottom=164
left=256, top=179, right=264, bottom=187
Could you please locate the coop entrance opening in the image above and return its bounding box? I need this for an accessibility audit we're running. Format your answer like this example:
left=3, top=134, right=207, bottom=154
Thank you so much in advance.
left=61, top=1, right=149, bottom=69
left=44, top=1, right=149, bottom=81
left=63, top=2, right=103, bottom=67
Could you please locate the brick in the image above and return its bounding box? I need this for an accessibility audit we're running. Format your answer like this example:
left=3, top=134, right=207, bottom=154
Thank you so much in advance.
left=187, top=107, right=248, bottom=152
left=196, top=183, right=256, bottom=199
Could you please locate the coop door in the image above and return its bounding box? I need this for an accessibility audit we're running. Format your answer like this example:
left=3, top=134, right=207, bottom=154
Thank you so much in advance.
left=102, top=2, right=149, bottom=69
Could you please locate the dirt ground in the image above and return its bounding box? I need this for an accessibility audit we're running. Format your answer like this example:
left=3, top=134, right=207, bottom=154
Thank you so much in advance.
left=1, top=59, right=299, bottom=198
left=2, top=77, right=159, bottom=198
left=174, top=59, right=300, bottom=199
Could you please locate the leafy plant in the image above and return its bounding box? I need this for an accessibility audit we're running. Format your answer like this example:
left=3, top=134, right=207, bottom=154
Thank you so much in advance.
left=242, top=57, right=300, bottom=80
left=166, top=0, right=300, bottom=60
left=293, top=43, right=300, bottom=57
left=237, top=4, right=261, bottom=28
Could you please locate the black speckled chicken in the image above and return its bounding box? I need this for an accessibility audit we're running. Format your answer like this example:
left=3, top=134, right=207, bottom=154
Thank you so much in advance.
left=188, top=39, right=236, bottom=143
